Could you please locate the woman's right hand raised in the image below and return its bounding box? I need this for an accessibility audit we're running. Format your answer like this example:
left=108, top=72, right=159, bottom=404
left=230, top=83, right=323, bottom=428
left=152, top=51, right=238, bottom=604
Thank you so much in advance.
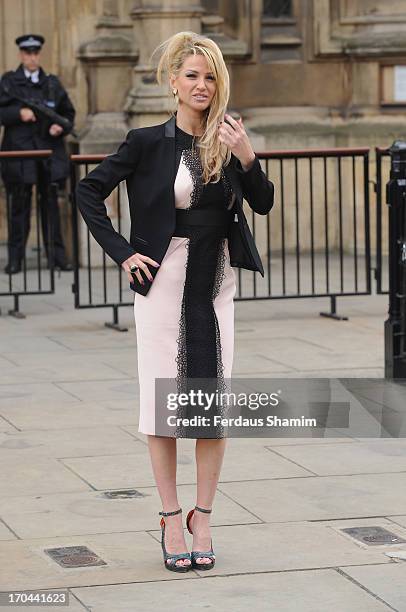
left=121, top=253, right=160, bottom=285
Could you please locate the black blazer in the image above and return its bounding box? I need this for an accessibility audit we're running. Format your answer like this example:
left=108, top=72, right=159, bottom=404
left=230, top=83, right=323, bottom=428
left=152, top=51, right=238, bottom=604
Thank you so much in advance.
left=75, top=113, right=275, bottom=296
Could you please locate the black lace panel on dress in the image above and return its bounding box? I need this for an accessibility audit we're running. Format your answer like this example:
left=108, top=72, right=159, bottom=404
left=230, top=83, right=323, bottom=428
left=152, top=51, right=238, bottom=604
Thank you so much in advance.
left=173, top=126, right=233, bottom=438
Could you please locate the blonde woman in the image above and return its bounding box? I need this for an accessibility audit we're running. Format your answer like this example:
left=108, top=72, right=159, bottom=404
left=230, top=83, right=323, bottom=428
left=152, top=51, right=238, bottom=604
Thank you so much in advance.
left=76, top=31, right=274, bottom=572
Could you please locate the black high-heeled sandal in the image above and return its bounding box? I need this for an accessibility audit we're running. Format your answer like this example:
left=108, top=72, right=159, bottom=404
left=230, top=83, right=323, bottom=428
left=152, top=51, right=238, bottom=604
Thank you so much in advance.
left=186, top=505, right=216, bottom=570
left=159, top=507, right=191, bottom=572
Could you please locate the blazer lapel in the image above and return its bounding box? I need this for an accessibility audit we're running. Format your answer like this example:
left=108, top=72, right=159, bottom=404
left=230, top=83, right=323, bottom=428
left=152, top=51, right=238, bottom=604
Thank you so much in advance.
left=163, top=114, right=176, bottom=213
left=164, top=113, right=176, bottom=138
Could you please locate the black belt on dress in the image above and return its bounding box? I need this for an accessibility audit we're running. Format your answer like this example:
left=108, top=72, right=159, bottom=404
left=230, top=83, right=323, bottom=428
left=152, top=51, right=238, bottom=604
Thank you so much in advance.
left=174, top=208, right=233, bottom=237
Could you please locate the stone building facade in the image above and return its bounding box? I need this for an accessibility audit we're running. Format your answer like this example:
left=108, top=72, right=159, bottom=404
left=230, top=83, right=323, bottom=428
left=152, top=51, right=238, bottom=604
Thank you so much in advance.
left=1, top=0, right=406, bottom=258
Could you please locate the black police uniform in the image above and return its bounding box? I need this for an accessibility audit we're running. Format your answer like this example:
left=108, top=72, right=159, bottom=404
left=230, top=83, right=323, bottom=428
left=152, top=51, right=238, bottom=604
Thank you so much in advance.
left=0, top=34, right=76, bottom=273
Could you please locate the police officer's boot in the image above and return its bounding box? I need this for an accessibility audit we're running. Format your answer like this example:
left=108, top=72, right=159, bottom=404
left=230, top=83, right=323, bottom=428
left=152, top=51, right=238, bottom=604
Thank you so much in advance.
left=4, top=260, right=21, bottom=275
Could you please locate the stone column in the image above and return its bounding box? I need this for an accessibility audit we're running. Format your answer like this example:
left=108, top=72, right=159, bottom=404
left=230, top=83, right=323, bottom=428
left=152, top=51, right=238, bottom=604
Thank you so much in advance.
left=77, top=0, right=139, bottom=153
left=75, top=0, right=139, bottom=268
left=126, top=0, right=205, bottom=128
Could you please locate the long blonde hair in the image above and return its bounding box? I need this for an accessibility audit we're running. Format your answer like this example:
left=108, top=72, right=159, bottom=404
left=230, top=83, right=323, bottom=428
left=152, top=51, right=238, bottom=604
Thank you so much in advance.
left=152, top=31, right=231, bottom=184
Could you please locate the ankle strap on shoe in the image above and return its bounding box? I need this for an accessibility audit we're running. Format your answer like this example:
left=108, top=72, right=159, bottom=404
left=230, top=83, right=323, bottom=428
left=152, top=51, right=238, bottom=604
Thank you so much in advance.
left=195, top=505, right=212, bottom=514
left=159, top=507, right=182, bottom=517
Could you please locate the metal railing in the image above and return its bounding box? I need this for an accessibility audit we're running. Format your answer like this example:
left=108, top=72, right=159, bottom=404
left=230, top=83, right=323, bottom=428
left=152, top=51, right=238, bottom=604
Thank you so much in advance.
left=70, top=153, right=132, bottom=330
left=70, top=146, right=372, bottom=326
left=0, top=150, right=55, bottom=317
left=375, top=146, right=390, bottom=295
left=236, top=147, right=372, bottom=319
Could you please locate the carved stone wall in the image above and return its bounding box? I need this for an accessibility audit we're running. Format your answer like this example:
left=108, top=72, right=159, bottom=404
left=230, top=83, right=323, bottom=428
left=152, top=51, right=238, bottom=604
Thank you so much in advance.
left=2, top=1, right=404, bottom=151
left=1, top=0, right=406, bottom=259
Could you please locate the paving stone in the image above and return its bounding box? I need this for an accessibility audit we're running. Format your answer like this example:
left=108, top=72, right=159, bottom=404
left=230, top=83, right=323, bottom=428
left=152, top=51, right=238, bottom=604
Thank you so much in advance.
left=198, top=441, right=312, bottom=480
left=0, top=520, right=16, bottom=540
left=342, top=563, right=406, bottom=611
left=292, top=367, right=384, bottom=377
left=120, top=426, right=355, bottom=447
left=0, top=383, right=76, bottom=410
left=389, top=515, right=406, bottom=529
left=0, top=532, right=194, bottom=591
left=47, top=332, right=136, bottom=351
left=55, top=379, right=139, bottom=402
left=236, top=338, right=383, bottom=371
left=264, top=440, right=406, bottom=475
left=233, top=352, right=292, bottom=374
left=0, top=485, right=256, bottom=539
left=0, top=355, right=16, bottom=367
left=1, top=523, right=391, bottom=594
left=60, top=451, right=157, bottom=489
left=59, top=437, right=313, bottom=490
left=2, top=349, right=133, bottom=368
left=262, top=434, right=358, bottom=445
left=219, top=473, right=406, bottom=522
left=154, top=521, right=391, bottom=576
left=0, top=361, right=127, bottom=384
left=0, top=456, right=91, bottom=497
left=89, top=350, right=143, bottom=377
left=71, top=568, right=391, bottom=612
left=0, top=400, right=139, bottom=430
left=0, top=336, right=69, bottom=353
left=0, top=426, right=141, bottom=459
left=0, top=279, right=400, bottom=608
left=0, top=414, right=19, bottom=433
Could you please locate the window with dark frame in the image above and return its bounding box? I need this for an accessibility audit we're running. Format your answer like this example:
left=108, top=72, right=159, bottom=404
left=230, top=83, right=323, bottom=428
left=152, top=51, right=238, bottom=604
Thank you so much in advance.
left=263, top=0, right=292, bottom=18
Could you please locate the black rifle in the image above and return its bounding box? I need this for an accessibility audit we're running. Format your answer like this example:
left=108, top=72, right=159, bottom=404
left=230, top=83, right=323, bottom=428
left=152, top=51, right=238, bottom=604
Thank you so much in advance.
left=1, top=81, right=77, bottom=138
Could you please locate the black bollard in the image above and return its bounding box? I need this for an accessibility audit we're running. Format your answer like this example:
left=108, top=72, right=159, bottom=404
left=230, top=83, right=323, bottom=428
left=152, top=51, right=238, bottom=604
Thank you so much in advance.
left=385, top=140, right=406, bottom=378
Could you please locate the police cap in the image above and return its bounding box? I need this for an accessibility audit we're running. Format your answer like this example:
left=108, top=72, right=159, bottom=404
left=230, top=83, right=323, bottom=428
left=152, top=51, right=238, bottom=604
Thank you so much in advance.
left=15, top=34, right=45, bottom=52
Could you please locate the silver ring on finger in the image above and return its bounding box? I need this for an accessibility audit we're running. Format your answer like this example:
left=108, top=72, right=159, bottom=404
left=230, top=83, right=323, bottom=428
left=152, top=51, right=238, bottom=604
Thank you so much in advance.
left=130, top=264, right=138, bottom=272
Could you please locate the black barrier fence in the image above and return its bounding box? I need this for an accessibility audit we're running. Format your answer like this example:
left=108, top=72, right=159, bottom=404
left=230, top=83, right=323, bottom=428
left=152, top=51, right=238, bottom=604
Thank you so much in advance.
left=237, top=147, right=371, bottom=320
left=375, top=147, right=390, bottom=295
left=383, top=141, right=406, bottom=378
left=70, top=146, right=372, bottom=327
left=70, top=153, right=134, bottom=330
left=0, top=150, right=55, bottom=317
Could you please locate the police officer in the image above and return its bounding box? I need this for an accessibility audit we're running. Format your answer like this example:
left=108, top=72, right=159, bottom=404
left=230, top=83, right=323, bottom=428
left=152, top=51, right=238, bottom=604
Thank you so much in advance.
left=0, top=34, right=76, bottom=274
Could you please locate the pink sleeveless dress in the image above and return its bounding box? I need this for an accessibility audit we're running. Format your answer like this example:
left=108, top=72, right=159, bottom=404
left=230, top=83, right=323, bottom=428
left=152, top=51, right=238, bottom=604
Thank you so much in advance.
left=134, top=125, right=236, bottom=437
